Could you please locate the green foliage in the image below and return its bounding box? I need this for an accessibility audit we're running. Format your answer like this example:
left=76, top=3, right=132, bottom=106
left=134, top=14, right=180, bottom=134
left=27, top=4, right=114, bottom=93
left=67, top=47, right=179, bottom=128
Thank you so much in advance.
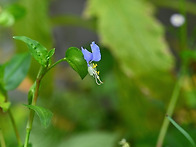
left=167, top=115, right=196, bottom=147
left=13, top=36, right=49, bottom=67
left=65, top=47, right=88, bottom=79
left=24, top=104, right=53, bottom=128
left=3, top=53, right=31, bottom=90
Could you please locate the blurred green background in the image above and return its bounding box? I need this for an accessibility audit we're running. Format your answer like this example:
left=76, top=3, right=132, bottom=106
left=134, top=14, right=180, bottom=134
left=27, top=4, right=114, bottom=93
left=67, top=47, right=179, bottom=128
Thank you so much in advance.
left=1, top=0, right=196, bottom=146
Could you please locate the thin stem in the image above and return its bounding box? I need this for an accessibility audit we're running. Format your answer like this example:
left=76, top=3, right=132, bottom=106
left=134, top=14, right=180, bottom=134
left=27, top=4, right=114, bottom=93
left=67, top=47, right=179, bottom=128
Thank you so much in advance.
left=0, top=129, right=6, bottom=147
left=156, top=75, right=183, bottom=147
left=44, top=58, right=66, bottom=76
left=24, top=67, right=45, bottom=147
left=23, top=58, right=66, bottom=146
left=8, top=110, right=22, bottom=146
left=179, top=0, right=187, bottom=50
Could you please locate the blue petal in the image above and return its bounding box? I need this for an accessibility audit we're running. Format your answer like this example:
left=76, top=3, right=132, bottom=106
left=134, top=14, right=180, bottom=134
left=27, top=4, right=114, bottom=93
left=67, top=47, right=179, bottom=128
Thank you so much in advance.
left=91, top=41, right=101, bottom=61
left=81, top=47, right=93, bottom=64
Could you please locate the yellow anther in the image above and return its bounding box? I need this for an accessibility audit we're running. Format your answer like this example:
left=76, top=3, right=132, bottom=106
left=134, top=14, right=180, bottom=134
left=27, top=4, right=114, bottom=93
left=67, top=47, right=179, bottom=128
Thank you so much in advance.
left=96, top=71, right=100, bottom=75
left=93, top=63, right=97, bottom=68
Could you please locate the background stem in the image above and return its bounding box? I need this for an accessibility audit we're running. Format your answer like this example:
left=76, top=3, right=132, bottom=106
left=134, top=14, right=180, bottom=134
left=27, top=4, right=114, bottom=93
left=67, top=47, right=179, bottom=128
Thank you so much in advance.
left=8, top=110, right=22, bottom=146
left=179, top=0, right=187, bottom=50
left=0, top=129, right=6, bottom=147
left=156, top=75, right=183, bottom=147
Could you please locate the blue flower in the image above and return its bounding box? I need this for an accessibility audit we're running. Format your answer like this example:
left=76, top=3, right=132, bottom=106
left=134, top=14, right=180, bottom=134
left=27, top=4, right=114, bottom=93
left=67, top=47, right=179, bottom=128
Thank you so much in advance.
left=82, top=41, right=103, bottom=85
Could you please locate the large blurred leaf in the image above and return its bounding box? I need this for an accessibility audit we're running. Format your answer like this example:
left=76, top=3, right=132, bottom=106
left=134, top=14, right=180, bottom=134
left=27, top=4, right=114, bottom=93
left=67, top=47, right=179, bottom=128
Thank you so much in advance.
left=59, top=132, right=118, bottom=147
left=24, top=104, right=53, bottom=128
left=4, top=53, right=31, bottom=90
left=85, top=0, right=174, bottom=137
left=85, top=0, right=173, bottom=77
left=65, top=47, right=88, bottom=79
left=13, top=0, right=53, bottom=97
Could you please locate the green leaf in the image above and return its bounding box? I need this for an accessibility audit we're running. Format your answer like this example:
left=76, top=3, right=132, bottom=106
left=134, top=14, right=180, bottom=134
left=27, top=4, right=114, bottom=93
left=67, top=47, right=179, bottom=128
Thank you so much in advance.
left=47, top=48, right=55, bottom=59
left=47, top=48, right=55, bottom=66
left=59, top=132, right=118, bottom=147
left=167, top=115, right=196, bottom=147
left=24, top=104, right=53, bottom=128
left=4, top=53, right=31, bottom=90
left=13, top=36, right=49, bottom=66
left=65, top=47, right=88, bottom=79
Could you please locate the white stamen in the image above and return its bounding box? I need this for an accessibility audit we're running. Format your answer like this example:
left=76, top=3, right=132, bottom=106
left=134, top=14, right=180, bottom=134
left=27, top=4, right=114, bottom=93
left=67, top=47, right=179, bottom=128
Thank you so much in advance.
left=88, top=65, right=103, bottom=85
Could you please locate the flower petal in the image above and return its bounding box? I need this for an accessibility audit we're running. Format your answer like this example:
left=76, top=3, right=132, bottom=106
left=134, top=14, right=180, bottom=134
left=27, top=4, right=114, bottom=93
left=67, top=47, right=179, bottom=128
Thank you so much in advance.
left=91, top=41, right=101, bottom=61
left=81, top=47, right=93, bottom=64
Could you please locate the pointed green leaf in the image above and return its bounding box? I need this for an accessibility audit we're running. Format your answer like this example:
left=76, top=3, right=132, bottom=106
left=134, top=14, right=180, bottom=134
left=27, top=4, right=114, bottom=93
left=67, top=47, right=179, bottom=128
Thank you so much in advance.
left=47, top=48, right=55, bottom=59
left=24, top=104, right=53, bottom=128
left=167, top=115, right=196, bottom=147
left=47, top=48, right=55, bottom=66
left=65, top=47, right=88, bottom=79
left=4, top=53, right=31, bottom=90
left=13, top=36, right=49, bottom=66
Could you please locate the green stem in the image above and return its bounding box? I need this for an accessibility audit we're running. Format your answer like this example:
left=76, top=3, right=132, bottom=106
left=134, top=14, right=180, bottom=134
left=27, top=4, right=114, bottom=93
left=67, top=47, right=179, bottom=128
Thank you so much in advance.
left=23, top=58, right=66, bottom=146
left=0, top=129, right=6, bottom=147
left=179, top=0, right=187, bottom=50
left=24, top=67, right=45, bottom=147
left=46, top=58, right=66, bottom=74
left=8, top=110, right=22, bottom=146
left=156, top=75, right=183, bottom=147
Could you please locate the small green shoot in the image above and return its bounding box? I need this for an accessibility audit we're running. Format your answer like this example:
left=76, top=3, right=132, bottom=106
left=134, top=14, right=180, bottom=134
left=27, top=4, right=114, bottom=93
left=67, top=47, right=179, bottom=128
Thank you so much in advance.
left=167, top=115, right=196, bottom=147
